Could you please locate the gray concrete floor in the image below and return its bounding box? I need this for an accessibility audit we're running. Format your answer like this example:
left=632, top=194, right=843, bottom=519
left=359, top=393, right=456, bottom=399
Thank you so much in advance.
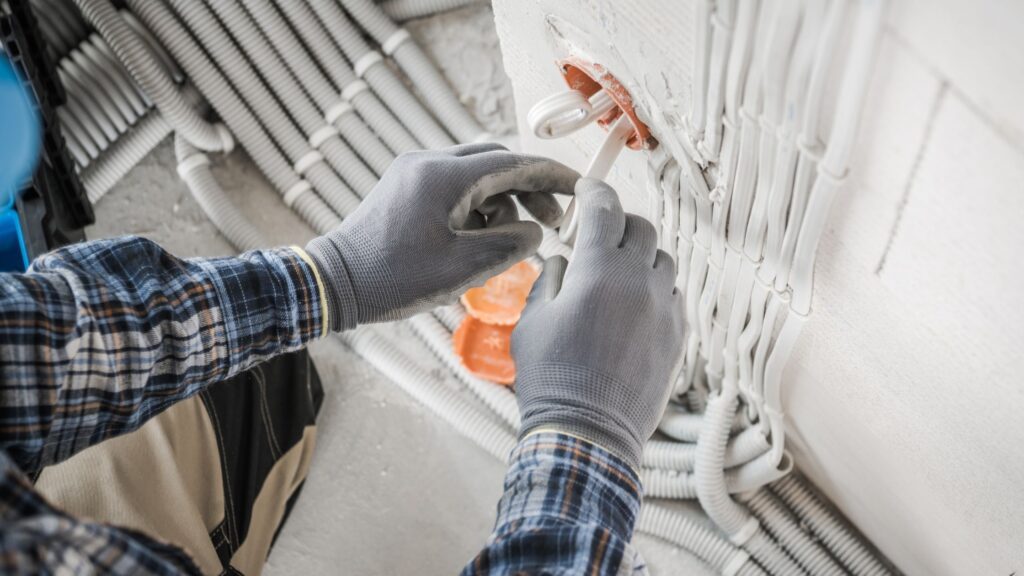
left=86, top=6, right=711, bottom=574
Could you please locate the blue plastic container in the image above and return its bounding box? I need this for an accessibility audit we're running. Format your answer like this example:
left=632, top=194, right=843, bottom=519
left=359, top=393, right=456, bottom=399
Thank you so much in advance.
left=0, top=56, right=41, bottom=272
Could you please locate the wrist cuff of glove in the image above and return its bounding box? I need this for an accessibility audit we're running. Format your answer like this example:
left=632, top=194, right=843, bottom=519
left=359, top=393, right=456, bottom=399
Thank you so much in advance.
left=516, top=364, right=645, bottom=471
left=304, top=236, right=359, bottom=331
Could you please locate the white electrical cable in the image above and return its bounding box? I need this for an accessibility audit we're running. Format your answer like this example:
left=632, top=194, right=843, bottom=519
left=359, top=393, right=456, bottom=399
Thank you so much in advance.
left=339, top=327, right=518, bottom=462
left=698, top=0, right=737, bottom=161
left=760, top=0, right=824, bottom=286
left=689, top=0, right=712, bottom=140
left=789, top=0, right=884, bottom=314
left=408, top=311, right=520, bottom=429
left=557, top=114, right=634, bottom=244
left=741, top=0, right=801, bottom=264
left=527, top=89, right=616, bottom=139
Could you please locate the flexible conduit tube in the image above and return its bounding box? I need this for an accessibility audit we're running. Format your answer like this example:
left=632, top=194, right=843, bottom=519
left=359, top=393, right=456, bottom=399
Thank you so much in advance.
left=174, top=135, right=265, bottom=253
left=207, top=0, right=375, bottom=203
left=165, top=0, right=357, bottom=221
left=81, top=111, right=170, bottom=203
left=771, top=475, right=892, bottom=576
left=60, top=54, right=126, bottom=136
left=32, top=0, right=88, bottom=57
left=658, top=403, right=704, bottom=442
left=696, top=389, right=753, bottom=536
left=745, top=489, right=847, bottom=576
left=696, top=386, right=808, bottom=575
left=379, top=0, right=486, bottom=23
left=338, top=327, right=517, bottom=461
left=637, top=504, right=765, bottom=576
left=240, top=0, right=394, bottom=177
left=408, top=312, right=520, bottom=429
left=308, top=0, right=454, bottom=148
left=644, top=432, right=767, bottom=473
left=127, top=0, right=340, bottom=235
left=70, top=36, right=146, bottom=125
left=74, top=0, right=231, bottom=152
left=275, top=0, right=419, bottom=155
left=86, top=33, right=150, bottom=114
left=338, top=0, right=487, bottom=143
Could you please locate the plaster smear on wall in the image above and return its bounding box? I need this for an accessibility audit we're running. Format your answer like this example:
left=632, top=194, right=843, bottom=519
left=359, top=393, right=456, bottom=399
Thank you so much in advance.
left=493, top=1, right=1024, bottom=574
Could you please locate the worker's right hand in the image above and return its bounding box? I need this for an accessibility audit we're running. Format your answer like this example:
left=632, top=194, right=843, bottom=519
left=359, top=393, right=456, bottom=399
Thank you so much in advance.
left=304, top=143, right=578, bottom=330
left=511, top=178, right=685, bottom=471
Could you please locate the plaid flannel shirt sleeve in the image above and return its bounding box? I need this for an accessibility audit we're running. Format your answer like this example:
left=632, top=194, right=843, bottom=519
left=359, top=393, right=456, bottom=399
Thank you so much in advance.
left=463, top=432, right=649, bottom=576
left=0, top=236, right=325, bottom=474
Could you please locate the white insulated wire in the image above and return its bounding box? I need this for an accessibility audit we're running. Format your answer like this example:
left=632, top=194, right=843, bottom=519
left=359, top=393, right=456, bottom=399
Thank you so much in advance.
left=557, top=114, right=634, bottom=244
left=527, top=89, right=615, bottom=139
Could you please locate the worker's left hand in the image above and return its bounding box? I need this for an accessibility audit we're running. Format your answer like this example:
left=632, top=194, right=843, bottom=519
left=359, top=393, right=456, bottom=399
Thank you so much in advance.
left=305, top=143, right=578, bottom=330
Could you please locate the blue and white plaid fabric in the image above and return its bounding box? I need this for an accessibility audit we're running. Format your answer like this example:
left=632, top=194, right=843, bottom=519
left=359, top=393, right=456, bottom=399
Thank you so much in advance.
left=463, top=432, right=647, bottom=576
left=0, top=236, right=644, bottom=575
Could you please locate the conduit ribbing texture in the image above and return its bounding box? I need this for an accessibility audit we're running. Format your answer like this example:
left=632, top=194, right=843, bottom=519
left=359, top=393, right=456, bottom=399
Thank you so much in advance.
left=54, top=0, right=895, bottom=572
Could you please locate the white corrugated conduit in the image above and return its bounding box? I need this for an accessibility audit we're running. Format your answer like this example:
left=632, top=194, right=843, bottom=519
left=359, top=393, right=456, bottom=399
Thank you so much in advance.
left=339, top=0, right=490, bottom=143
left=127, top=0, right=340, bottom=234
left=241, top=0, right=395, bottom=177
left=379, top=0, right=488, bottom=23
left=74, top=0, right=231, bottom=152
left=274, top=0, right=420, bottom=155
left=308, top=0, right=455, bottom=148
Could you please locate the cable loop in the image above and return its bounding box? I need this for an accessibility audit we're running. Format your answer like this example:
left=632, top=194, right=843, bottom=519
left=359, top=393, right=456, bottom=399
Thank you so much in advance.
left=527, top=88, right=617, bottom=140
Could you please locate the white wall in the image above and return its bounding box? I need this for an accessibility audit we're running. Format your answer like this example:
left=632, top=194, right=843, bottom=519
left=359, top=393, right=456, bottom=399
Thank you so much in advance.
left=492, top=1, right=1024, bottom=574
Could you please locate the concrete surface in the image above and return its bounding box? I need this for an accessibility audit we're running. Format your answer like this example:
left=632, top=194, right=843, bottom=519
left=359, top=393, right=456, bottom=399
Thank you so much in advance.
left=492, top=1, right=1024, bottom=574
left=86, top=5, right=710, bottom=574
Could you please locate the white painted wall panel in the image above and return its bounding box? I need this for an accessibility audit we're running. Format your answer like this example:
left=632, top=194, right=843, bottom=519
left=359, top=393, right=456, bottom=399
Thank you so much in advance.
left=493, top=1, right=1024, bottom=574
left=887, top=0, right=1024, bottom=147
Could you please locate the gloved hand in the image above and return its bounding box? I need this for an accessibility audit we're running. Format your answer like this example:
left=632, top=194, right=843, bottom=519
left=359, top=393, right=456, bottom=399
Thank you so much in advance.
left=305, top=143, right=578, bottom=329
left=512, top=178, right=685, bottom=470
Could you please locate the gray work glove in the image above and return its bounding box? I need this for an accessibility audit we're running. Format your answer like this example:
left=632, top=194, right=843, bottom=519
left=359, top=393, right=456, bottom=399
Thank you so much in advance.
left=512, top=178, right=685, bottom=470
left=306, top=143, right=578, bottom=329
